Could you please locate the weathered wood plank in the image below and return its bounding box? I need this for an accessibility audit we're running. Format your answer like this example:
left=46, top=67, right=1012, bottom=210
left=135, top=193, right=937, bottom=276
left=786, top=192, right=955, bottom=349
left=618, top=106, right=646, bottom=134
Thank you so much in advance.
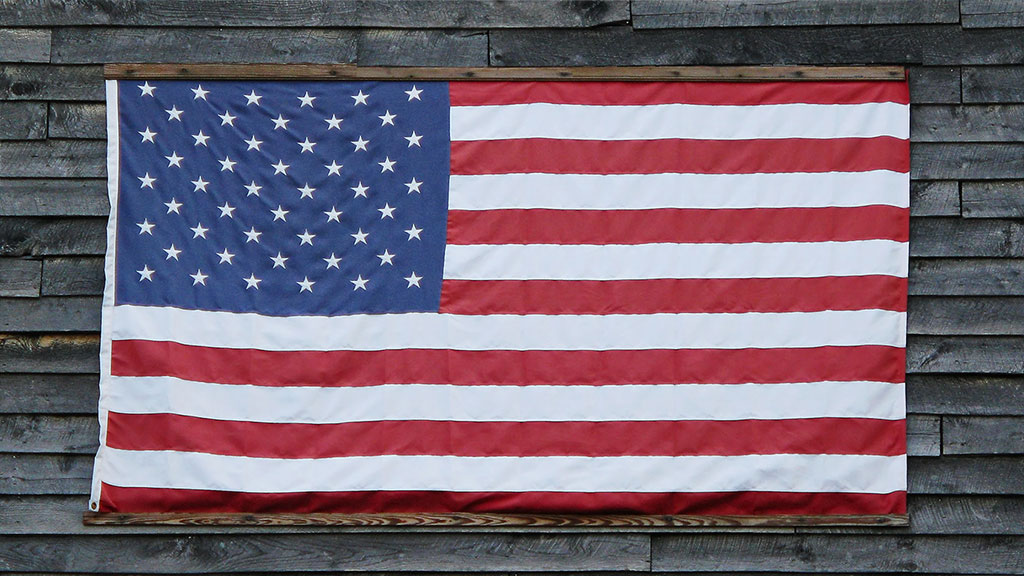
left=945, top=417, right=1024, bottom=455
left=912, top=105, right=1024, bottom=142
left=908, top=415, right=941, bottom=457
left=963, top=65, right=1024, bottom=103
left=911, top=456, right=1024, bottom=494
left=0, top=29, right=50, bottom=63
left=910, top=181, right=959, bottom=216
left=0, top=102, right=46, bottom=140
left=962, top=0, right=1024, bottom=28
left=632, top=0, right=959, bottom=28
left=908, top=375, right=1024, bottom=415
left=907, top=336, right=1024, bottom=373
left=909, top=218, right=1024, bottom=257
left=0, top=374, right=99, bottom=414
left=907, top=297, right=1024, bottom=335
left=0, top=218, right=107, bottom=256
left=356, top=30, right=489, bottom=66
left=47, top=103, right=105, bottom=140
left=0, top=180, right=109, bottom=217
left=910, top=259, right=1024, bottom=295
left=0, top=453, right=93, bottom=495
left=963, top=181, right=1024, bottom=218
left=0, top=415, right=98, bottom=454
left=908, top=66, right=961, bottom=104
left=0, top=65, right=104, bottom=101
left=0, top=297, right=101, bottom=332
left=1, top=0, right=630, bottom=28
left=0, top=334, right=99, bottom=374
left=912, top=143, right=1024, bottom=180
left=41, top=257, right=104, bottom=296
left=0, top=259, right=40, bottom=297
left=0, top=141, right=105, bottom=178
left=0, top=533, right=650, bottom=572
left=909, top=495, right=1024, bottom=534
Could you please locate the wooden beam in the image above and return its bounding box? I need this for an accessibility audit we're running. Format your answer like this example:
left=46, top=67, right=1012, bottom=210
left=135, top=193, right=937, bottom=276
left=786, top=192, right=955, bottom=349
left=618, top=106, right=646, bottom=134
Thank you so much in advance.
left=104, top=64, right=905, bottom=81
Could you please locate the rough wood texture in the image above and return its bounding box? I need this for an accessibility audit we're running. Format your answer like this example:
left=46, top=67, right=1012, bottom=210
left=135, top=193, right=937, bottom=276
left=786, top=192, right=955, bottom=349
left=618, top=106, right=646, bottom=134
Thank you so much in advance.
left=907, top=297, right=1024, bottom=335
left=908, top=496, right=1024, bottom=534
left=632, top=0, right=959, bottom=28
left=0, top=0, right=630, bottom=28
left=962, top=0, right=1024, bottom=28
left=908, top=415, right=941, bottom=457
left=907, top=336, right=1024, bottom=373
left=909, top=218, right=1024, bottom=257
left=907, top=375, right=1024, bottom=415
left=0, top=180, right=109, bottom=217
left=0, top=141, right=105, bottom=178
left=0, top=259, right=40, bottom=297
left=0, top=453, right=94, bottom=495
left=0, top=334, right=99, bottom=374
left=0, top=28, right=50, bottom=63
left=912, top=143, right=1024, bottom=179
left=0, top=374, right=99, bottom=414
left=0, top=65, right=104, bottom=101
left=0, top=297, right=101, bottom=332
left=910, top=259, right=1024, bottom=295
left=47, top=103, right=105, bottom=140
left=356, top=30, right=489, bottom=66
left=41, top=257, right=104, bottom=296
left=908, top=66, right=961, bottom=104
left=944, top=417, right=1024, bottom=454
left=0, top=102, right=46, bottom=140
left=0, top=415, right=98, bottom=454
left=912, top=105, right=1024, bottom=142
left=0, top=218, right=107, bottom=256
left=910, top=456, right=1024, bottom=494
left=910, top=181, right=960, bottom=216
left=963, top=65, right=1024, bottom=102
left=962, top=181, right=1024, bottom=217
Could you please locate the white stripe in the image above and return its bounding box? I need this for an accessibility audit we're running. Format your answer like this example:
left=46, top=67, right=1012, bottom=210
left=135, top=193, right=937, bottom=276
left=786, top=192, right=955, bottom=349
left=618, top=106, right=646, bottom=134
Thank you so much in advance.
left=448, top=171, right=909, bottom=210
left=450, top=102, right=909, bottom=141
left=104, top=377, right=907, bottom=423
left=110, top=306, right=906, bottom=350
left=444, top=240, right=909, bottom=280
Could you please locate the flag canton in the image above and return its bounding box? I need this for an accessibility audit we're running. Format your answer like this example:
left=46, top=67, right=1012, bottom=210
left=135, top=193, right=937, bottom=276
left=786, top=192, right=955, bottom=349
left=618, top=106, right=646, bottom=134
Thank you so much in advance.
left=114, top=80, right=450, bottom=316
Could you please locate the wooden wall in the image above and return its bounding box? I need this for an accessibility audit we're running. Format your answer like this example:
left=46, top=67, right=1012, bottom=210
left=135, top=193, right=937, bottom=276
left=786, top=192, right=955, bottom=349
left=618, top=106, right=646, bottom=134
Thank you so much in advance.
left=1, top=0, right=1022, bottom=572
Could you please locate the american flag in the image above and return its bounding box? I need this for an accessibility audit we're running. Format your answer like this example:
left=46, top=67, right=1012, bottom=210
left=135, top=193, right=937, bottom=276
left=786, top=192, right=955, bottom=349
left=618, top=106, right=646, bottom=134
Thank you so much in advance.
left=91, top=77, right=909, bottom=515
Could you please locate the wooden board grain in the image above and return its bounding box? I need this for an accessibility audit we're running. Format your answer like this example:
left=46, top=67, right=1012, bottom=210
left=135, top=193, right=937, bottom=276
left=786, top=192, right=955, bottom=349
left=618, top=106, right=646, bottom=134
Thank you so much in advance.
left=910, top=456, right=1024, bottom=494
left=912, top=143, right=1024, bottom=180
left=908, top=66, right=962, bottom=104
left=47, top=103, right=105, bottom=140
left=964, top=65, right=1024, bottom=102
left=0, top=297, right=101, bottom=332
left=944, top=417, right=1024, bottom=454
left=0, top=374, right=99, bottom=414
left=0, top=102, right=46, bottom=140
left=632, top=0, right=959, bottom=28
left=0, top=453, right=94, bottom=495
left=0, top=218, right=107, bottom=257
left=912, top=105, right=1024, bottom=142
left=962, top=181, right=1024, bottom=218
left=910, top=181, right=960, bottom=216
left=0, top=415, right=98, bottom=454
left=0, top=29, right=51, bottom=63
left=0, top=180, right=108, bottom=217
left=907, top=336, right=1024, bottom=373
left=909, top=218, right=1024, bottom=257
left=41, top=257, right=105, bottom=296
left=0, top=65, right=104, bottom=101
left=0, top=333, right=100, bottom=374
left=910, top=259, right=1024, bottom=295
left=0, top=140, right=105, bottom=178
left=962, top=0, right=1024, bottom=28
left=907, top=297, right=1024, bottom=335
left=0, top=259, right=41, bottom=297
left=907, top=375, right=1024, bottom=415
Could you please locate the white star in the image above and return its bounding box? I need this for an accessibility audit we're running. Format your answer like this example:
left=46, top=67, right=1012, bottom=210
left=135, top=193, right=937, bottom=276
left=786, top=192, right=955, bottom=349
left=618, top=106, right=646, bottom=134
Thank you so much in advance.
left=243, top=273, right=262, bottom=289
left=137, top=265, right=155, bottom=281
left=190, top=269, right=208, bottom=285
left=270, top=252, right=288, bottom=269
left=217, top=248, right=235, bottom=264
left=377, top=249, right=395, bottom=266
left=351, top=275, right=369, bottom=290
left=138, top=172, right=156, bottom=189
left=351, top=182, right=369, bottom=198
left=405, top=131, right=423, bottom=147
left=324, top=206, right=343, bottom=222
left=219, top=156, right=237, bottom=172
left=323, top=253, right=342, bottom=269
left=191, top=222, right=208, bottom=239
left=298, top=91, right=316, bottom=107
left=351, top=228, right=369, bottom=244
left=138, top=82, right=156, bottom=97
left=165, top=151, right=184, bottom=167
left=137, top=219, right=155, bottom=235
left=297, top=183, right=315, bottom=199
left=192, top=130, right=210, bottom=146
left=351, top=90, right=369, bottom=105
left=298, top=137, right=317, bottom=153
left=378, top=110, right=397, bottom=126
left=219, top=110, right=237, bottom=126
left=272, top=159, right=290, bottom=175
left=325, top=114, right=343, bottom=130
left=164, top=198, right=183, bottom=214
left=244, top=180, right=262, bottom=197
left=297, top=229, right=316, bottom=246
left=378, top=157, right=396, bottom=173
left=165, top=106, right=183, bottom=121
left=405, top=224, right=422, bottom=240
left=271, top=205, right=289, bottom=221
left=244, top=135, right=263, bottom=151
left=405, top=271, right=422, bottom=287
left=191, top=84, right=209, bottom=100
left=218, top=202, right=236, bottom=218
left=297, top=276, right=315, bottom=293
left=351, top=135, right=369, bottom=152
left=139, top=127, right=157, bottom=143
left=191, top=176, right=209, bottom=192
left=163, top=245, right=182, bottom=260
left=405, top=85, right=423, bottom=101
left=378, top=203, right=396, bottom=219
left=244, top=226, right=262, bottom=243
left=325, top=160, right=343, bottom=176
left=244, top=90, right=262, bottom=106
left=405, top=178, right=422, bottom=194
left=272, top=114, right=290, bottom=130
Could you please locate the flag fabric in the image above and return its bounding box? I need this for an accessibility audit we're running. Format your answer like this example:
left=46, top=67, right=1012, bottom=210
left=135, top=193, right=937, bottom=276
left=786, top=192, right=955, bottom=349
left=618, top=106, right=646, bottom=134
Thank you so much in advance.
left=91, top=77, right=910, bottom=516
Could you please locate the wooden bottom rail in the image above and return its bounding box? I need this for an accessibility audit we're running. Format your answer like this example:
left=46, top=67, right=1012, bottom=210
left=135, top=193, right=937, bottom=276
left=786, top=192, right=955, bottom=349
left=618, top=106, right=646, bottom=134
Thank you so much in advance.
left=83, top=512, right=909, bottom=527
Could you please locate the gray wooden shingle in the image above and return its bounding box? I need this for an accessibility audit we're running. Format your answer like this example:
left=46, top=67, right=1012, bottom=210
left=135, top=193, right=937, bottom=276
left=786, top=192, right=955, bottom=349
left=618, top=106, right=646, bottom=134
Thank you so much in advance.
left=0, top=29, right=50, bottom=63
left=633, top=0, right=960, bottom=28
left=962, top=0, right=1024, bottom=28
left=0, top=102, right=46, bottom=140
left=963, top=181, right=1024, bottom=218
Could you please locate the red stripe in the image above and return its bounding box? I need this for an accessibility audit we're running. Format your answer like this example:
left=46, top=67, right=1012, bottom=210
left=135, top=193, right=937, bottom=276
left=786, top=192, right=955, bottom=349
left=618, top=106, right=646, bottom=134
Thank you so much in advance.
left=447, top=206, right=909, bottom=245
left=106, top=413, right=906, bottom=458
left=99, top=484, right=906, bottom=515
left=111, top=340, right=905, bottom=386
left=450, top=137, right=909, bottom=175
left=440, top=277, right=908, bottom=315
left=449, top=81, right=910, bottom=106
